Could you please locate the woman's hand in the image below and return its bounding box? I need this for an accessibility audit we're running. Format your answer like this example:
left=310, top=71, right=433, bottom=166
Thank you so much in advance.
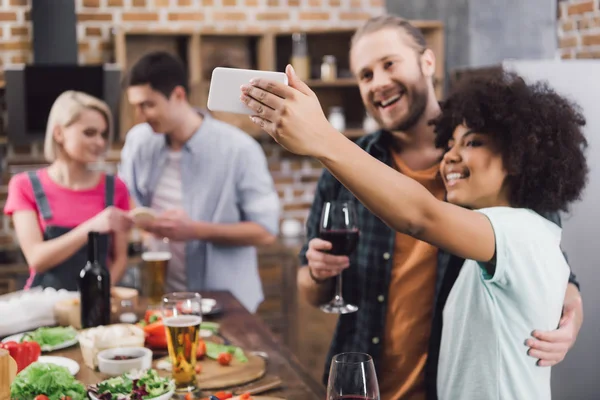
left=87, top=206, right=133, bottom=233
left=240, top=64, right=342, bottom=158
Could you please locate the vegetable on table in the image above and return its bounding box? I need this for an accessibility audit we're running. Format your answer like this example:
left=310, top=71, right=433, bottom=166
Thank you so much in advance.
left=205, top=342, right=247, bottom=364
left=22, top=326, right=77, bottom=348
left=0, top=340, right=41, bottom=372
left=196, top=340, right=206, bottom=359
left=213, top=391, right=233, bottom=399
left=92, top=368, right=174, bottom=400
left=10, top=362, right=86, bottom=400
left=217, top=353, right=232, bottom=366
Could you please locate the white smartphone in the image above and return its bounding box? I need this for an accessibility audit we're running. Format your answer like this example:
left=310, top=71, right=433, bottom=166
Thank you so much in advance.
left=207, top=67, right=289, bottom=115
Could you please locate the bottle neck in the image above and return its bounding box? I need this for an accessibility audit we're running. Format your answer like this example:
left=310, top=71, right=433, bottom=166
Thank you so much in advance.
left=87, top=232, right=99, bottom=263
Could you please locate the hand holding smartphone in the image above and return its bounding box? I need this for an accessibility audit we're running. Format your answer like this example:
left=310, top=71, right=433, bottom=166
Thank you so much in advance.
left=207, top=67, right=289, bottom=115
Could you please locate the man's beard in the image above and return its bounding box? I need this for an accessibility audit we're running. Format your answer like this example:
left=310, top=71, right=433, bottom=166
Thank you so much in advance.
left=387, top=82, right=429, bottom=132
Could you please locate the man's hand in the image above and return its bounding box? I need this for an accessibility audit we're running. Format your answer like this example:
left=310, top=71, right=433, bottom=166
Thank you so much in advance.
left=527, top=286, right=583, bottom=367
left=306, top=238, right=349, bottom=281
left=146, top=209, right=197, bottom=241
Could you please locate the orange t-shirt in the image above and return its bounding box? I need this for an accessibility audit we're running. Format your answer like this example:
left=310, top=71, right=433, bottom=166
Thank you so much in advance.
left=378, top=153, right=446, bottom=400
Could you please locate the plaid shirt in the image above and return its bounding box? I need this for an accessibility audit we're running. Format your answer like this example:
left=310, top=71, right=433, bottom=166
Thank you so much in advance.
left=298, top=130, right=580, bottom=399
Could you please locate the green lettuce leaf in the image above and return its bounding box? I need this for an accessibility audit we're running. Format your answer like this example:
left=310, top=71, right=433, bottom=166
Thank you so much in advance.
left=10, top=362, right=86, bottom=400
left=22, top=326, right=77, bottom=347
left=205, top=342, right=248, bottom=363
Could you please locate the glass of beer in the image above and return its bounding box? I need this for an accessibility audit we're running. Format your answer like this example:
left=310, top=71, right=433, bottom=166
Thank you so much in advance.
left=141, top=236, right=171, bottom=305
left=162, top=292, right=202, bottom=395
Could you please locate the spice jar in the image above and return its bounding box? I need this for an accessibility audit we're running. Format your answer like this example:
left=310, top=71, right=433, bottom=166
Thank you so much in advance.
left=321, top=55, right=337, bottom=81
left=291, top=33, right=310, bottom=81
left=328, top=107, right=346, bottom=132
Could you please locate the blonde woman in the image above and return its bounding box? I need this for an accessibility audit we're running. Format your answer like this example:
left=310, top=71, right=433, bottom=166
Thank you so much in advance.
left=4, top=91, right=133, bottom=291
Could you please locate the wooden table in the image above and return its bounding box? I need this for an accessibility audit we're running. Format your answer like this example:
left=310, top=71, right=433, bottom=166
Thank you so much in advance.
left=53, top=291, right=326, bottom=400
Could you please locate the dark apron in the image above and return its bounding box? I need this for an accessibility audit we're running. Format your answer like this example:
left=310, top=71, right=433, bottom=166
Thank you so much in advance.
left=27, top=171, right=114, bottom=292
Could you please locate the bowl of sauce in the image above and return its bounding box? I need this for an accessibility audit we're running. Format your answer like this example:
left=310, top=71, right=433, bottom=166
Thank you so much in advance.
left=97, top=347, right=152, bottom=376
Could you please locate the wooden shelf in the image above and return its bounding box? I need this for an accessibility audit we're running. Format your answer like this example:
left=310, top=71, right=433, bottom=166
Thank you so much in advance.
left=306, top=78, right=357, bottom=88
left=112, top=23, right=445, bottom=139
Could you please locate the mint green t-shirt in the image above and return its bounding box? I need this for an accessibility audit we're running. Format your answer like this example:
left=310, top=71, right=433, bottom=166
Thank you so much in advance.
left=437, top=207, right=570, bottom=400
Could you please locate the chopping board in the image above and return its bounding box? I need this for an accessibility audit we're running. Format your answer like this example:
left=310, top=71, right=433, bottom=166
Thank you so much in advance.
left=0, top=349, right=17, bottom=400
left=233, top=397, right=284, bottom=400
left=154, top=352, right=266, bottom=390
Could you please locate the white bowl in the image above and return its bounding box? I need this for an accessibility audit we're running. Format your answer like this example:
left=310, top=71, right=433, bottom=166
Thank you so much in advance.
left=97, top=347, right=152, bottom=376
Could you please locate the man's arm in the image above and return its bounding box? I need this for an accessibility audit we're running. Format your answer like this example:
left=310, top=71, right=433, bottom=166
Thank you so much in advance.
left=527, top=211, right=583, bottom=366
left=191, top=221, right=276, bottom=246
left=148, top=140, right=279, bottom=246
left=201, top=139, right=280, bottom=246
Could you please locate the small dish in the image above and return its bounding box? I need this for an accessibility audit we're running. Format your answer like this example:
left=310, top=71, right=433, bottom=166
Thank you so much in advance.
left=202, top=298, right=223, bottom=316
left=36, top=356, right=80, bottom=376
left=97, top=347, right=152, bottom=376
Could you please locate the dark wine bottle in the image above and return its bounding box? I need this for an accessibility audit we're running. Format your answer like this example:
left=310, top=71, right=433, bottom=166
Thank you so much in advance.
left=79, top=231, right=111, bottom=328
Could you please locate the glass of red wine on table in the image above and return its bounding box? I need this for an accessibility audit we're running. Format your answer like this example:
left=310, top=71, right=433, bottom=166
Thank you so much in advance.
left=327, top=352, right=380, bottom=400
left=319, top=201, right=360, bottom=314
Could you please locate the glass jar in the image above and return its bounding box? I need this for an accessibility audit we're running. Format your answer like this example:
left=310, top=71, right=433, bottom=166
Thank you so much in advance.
left=291, top=32, right=310, bottom=80
left=321, top=55, right=337, bottom=81
left=328, top=107, right=346, bottom=132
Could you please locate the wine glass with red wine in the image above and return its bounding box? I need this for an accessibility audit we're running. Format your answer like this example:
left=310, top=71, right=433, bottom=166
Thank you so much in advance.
left=327, top=352, right=380, bottom=400
left=319, top=201, right=359, bottom=314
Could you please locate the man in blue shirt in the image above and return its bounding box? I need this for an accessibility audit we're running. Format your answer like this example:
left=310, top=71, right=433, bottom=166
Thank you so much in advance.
left=119, top=51, right=280, bottom=312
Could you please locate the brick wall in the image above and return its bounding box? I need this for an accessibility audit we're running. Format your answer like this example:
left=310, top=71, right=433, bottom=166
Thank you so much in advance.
left=557, top=0, right=600, bottom=59
left=0, top=0, right=385, bottom=243
left=0, top=0, right=385, bottom=75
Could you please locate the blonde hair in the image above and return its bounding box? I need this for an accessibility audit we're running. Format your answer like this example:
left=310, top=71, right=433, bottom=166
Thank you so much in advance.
left=44, top=90, right=114, bottom=162
left=351, top=15, right=428, bottom=55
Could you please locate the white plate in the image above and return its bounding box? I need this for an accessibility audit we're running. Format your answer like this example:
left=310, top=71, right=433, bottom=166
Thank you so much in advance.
left=1, top=332, right=78, bottom=352
left=36, top=356, right=80, bottom=376
left=89, top=387, right=175, bottom=400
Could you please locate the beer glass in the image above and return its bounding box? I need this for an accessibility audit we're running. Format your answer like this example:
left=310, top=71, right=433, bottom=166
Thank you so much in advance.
left=141, top=236, right=171, bottom=305
left=162, top=292, right=202, bottom=395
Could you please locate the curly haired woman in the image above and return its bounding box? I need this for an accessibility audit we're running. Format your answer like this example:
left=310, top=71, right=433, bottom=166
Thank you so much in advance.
left=242, top=68, right=589, bottom=399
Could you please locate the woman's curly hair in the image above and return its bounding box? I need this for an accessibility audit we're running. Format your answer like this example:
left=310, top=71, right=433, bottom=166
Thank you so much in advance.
left=431, top=70, right=589, bottom=214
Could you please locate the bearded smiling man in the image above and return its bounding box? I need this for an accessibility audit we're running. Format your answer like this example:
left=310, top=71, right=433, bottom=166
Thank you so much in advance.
left=246, top=15, right=585, bottom=400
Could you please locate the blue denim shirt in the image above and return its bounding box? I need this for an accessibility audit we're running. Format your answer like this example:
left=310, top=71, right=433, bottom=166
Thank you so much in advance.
left=118, top=112, right=280, bottom=312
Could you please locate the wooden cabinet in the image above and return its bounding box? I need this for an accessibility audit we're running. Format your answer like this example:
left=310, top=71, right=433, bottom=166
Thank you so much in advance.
left=112, top=23, right=445, bottom=141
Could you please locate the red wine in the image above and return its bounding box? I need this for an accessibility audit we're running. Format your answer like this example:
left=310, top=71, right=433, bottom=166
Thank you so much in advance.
left=320, top=229, right=359, bottom=256
left=79, top=231, right=111, bottom=328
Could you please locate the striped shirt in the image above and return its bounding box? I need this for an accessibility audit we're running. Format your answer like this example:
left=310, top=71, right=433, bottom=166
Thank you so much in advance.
left=119, top=110, right=280, bottom=312
left=150, top=150, right=187, bottom=292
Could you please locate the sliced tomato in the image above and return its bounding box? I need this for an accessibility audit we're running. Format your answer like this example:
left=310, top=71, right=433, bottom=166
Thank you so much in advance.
left=239, top=393, right=251, bottom=400
left=34, top=396, right=50, bottom=400
left=143, top=320, right=165, bottom=336
left=213, top=391, right=233, bottom=399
